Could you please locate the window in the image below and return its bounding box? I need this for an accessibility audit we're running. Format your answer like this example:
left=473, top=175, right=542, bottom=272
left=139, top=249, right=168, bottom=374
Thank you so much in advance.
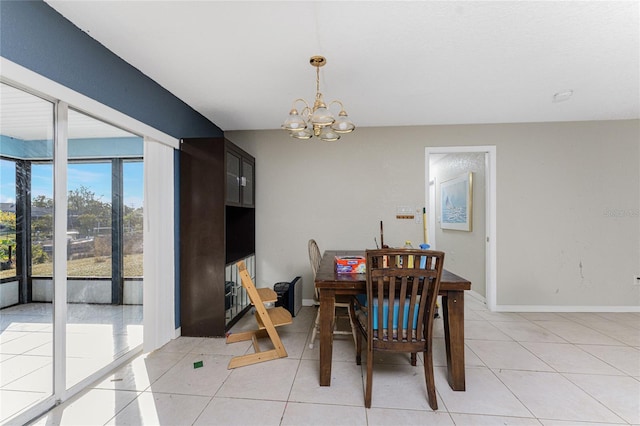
left=123, top=161, right=143, bottom=277
left=31, top=163, right=54, bottom=276
left=66, top=161, right=113, bottom=277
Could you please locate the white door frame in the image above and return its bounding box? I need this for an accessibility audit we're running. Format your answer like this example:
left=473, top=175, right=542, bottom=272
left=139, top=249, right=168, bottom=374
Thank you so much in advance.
left=425, top=146, right=497, bottom=311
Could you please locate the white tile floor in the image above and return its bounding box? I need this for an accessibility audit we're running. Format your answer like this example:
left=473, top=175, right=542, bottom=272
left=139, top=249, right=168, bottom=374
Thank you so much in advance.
left=0, top=302, right=143, bottom=424
left=29, top=297, right=640, bottom=425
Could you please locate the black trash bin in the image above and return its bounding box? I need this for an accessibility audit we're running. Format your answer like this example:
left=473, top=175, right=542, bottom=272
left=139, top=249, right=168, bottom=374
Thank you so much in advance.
left=273, top=277, right=302, bottom=317
left=273, top=282, right=290, bottom=309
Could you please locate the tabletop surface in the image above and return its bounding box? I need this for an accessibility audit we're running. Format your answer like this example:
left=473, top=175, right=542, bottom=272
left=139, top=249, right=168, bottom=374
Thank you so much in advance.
left=315, top=250, right=472, bottom=291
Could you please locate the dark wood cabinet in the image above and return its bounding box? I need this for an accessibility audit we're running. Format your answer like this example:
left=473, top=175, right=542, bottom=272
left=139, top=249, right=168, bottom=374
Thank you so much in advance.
left=180, top=138, right=255, bottom=337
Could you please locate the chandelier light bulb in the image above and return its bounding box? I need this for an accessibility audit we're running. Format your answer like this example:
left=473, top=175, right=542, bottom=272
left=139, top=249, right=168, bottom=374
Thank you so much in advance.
left=319, top=128, right=341, bottom=142
left=282, top=108, right=307, bottom=131
left=310, top=108, right=334, bottom=127
left=290, top=127, right=313, bottom=140
left=331, top=110, right=355, bottom=133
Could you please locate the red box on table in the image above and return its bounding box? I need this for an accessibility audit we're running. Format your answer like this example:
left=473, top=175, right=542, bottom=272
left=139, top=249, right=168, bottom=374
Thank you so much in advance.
left=335, top=256, right=366, bottom=274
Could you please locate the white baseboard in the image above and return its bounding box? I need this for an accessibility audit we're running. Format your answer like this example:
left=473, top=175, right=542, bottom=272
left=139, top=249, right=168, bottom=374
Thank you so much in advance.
left=466, top=290, right=487, bottom=304
left=444, top=290, right=640, bottom=312
left=493, top=305, right=640, bottom=313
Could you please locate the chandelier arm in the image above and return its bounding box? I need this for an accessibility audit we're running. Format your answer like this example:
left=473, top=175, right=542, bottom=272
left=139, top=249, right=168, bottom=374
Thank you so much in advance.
left=300, top=106, right=312, bottom=121
left=328, top=100, right=345, bottom=112
left=292, top=98, right=310, bottom=110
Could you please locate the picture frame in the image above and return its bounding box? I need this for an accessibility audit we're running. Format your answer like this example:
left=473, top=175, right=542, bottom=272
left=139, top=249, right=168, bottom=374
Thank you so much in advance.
left=440, top=172, right=473, bottom=231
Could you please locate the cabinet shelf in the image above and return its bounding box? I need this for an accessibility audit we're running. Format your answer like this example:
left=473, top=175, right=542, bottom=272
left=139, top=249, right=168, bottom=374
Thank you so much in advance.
left=224, top=255, right=255, bottom=329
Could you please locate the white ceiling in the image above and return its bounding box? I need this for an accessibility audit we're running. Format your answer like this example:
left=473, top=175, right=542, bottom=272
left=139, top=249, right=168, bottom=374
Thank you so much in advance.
left=44, top=1, right=639, bottom=132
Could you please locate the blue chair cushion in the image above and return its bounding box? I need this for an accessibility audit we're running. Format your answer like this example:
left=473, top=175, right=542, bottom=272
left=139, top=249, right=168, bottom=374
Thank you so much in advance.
left=356, top=295, right=419, bottom=330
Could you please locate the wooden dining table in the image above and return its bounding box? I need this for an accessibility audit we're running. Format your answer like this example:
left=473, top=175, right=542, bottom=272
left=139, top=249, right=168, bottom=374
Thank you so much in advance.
left=315, top=250, right=472, bottom=391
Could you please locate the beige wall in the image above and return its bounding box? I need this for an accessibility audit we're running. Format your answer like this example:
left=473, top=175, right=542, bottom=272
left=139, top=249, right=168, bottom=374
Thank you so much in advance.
left=226, top=119, right=640, bottom=310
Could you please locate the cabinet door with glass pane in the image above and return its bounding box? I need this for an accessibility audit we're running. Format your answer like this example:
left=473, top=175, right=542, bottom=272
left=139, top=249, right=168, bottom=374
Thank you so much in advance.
left=225, top=148, right=241, bottom=206
left=225, top=142, right=254, bottom=208
left=241, top=157, right=254, bottom=207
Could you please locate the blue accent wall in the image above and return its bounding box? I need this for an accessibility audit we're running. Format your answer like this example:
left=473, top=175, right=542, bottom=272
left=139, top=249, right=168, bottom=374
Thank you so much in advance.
left=0, top=0, right=223, bottom=139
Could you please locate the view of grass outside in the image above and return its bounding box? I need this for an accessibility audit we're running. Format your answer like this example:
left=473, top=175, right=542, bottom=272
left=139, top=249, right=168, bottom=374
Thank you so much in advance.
left=0, top=230, right=16, bottom=280
left=0, top=211, right=16, bottom=278
left=27, top=252, right=143, bottom=277
left=0, top=234, right=143, bottom=279
left=0, top=224, right=16, bottom=280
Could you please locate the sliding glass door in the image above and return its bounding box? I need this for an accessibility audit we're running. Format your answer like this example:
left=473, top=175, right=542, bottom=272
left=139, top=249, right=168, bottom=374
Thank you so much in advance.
left=0, top=83, right=144, bottom=423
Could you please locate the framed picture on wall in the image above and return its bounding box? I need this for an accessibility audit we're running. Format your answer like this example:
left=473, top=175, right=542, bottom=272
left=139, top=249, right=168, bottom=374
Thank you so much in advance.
left=440, top=172, right=473, bottom=231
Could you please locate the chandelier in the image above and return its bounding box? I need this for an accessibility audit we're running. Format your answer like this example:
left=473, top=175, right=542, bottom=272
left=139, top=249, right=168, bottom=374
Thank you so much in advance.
left=282, top=56, right=355, bottom=141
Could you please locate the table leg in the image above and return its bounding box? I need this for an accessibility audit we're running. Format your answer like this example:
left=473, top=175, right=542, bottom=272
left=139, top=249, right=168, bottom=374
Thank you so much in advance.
left=442, top=290, right=466, bottom=391
left=319, top=289, right=335, bottom=386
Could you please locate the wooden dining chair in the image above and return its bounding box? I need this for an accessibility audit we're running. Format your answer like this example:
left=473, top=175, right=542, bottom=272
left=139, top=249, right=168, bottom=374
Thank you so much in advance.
left=308, top=239, right=357, bottom=349
left=352, top=248, right=445, bottom=409
left=225, top=260, right=293, bottom=369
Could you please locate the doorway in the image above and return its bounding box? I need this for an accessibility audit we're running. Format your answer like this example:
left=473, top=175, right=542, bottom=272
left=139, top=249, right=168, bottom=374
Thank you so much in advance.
left=425, top=146, right=496, bottom=310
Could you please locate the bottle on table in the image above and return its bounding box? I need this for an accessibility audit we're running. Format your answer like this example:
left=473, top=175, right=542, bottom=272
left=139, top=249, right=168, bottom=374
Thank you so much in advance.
left=419, top=243, right=430, bottom=268
left=403, top=240, right=414, bottom=268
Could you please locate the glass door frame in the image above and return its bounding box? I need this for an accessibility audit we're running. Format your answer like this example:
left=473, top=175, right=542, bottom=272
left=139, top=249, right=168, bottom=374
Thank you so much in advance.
left=52, top=100, right=69, bottom=403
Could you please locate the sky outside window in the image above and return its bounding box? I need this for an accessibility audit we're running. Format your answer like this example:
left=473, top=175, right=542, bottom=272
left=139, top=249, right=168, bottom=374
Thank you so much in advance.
left=0, top=159, right=16, bottom=204
left=0, top=161, right=143, bottom=208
